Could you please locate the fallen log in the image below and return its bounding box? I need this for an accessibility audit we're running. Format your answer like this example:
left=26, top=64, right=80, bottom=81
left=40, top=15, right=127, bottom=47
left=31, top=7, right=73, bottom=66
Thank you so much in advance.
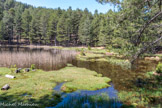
left=5, top=74, right=16, bottom=79
left=1, top=84, right=10, bottom=90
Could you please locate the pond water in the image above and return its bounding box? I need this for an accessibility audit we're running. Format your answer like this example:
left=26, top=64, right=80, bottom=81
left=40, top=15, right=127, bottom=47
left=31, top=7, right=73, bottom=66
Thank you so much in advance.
left=52, top=83, right=122, bottom=108
left=72, top=58, right=160, bottom=91
left=54, top=83, right=118, bottom=99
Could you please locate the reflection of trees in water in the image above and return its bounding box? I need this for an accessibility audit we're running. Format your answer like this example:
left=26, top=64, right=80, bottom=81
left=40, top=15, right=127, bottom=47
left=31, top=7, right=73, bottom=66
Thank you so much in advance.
left=0, top=47, right=76, bottom=70
left=73, top=59, right=160, bottom=91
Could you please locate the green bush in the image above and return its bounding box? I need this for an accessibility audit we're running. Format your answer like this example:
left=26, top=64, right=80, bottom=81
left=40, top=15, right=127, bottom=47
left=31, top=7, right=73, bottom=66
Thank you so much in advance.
left=156, top=62, right=162, bottom=74
left=80, top=49, right=85, bottom=56
left=88, top=45, right=91, bottom=50
left=10, top=64, right=17, bottom=73
left=106, top=45, right=112, bottom=50
left=31, top=64, right=36, bottom=70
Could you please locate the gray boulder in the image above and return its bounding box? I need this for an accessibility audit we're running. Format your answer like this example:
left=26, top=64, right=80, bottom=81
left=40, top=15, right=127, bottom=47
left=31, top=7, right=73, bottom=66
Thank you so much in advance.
left=15, top=68, right=22, bottom=73
left=25, top=68, right=30, bottom=72
left=1, top=84, right=10, bottom=90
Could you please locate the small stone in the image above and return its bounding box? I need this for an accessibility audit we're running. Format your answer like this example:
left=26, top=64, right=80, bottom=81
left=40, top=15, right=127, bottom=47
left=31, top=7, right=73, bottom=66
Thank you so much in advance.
left=15, top=68, right=22, bottom=73
left=25, top=68, right=30, bottom=72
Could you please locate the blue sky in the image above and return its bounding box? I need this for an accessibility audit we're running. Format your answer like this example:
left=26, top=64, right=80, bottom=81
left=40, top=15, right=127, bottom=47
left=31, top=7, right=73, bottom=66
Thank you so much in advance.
left=16, top=0, right=115, bottom=13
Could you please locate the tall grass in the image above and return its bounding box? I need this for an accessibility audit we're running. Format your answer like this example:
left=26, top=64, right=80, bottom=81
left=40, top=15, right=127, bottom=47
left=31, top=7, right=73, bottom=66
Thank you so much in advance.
left=0, top=48, right=76, bottom=70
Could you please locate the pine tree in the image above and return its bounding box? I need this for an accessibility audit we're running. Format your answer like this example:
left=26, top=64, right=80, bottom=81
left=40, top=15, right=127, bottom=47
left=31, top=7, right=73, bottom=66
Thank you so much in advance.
left=22, top=9, right=32, bottom=43
left=29, top=14, right=37, bottom=44
left=70, top=9, right=82, bottom=45
left=4, top=0, right=15, bottom=11
left=57, top=13, right=69, bottom=46
left=0, top=21, right=4, bottom=40
left=40, top=10, right=49, bottom=44
left=91, top=10, right=101, bottom=46
left=2, top=8, right=15, bottom=44
left=14, top=9, right=22, bottom=44
left=47, top=12, right=58, bottom=45
left=66, top=7, right=73, bottom=46
left=98, top=17, right=108, bottom=46
left=78, top=16, right=91, bottom=46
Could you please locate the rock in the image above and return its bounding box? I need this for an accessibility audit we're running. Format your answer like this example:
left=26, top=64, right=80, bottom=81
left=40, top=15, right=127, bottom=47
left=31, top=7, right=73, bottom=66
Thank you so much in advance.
left=24, top=68, right=30, bottom=72
left=1, top=84, right=10, bottom=90
left=5, top=74, right=15, bottom=79
left=18, top=68, right=22, bottom=70
left=15, top=68, right=22, bottom=73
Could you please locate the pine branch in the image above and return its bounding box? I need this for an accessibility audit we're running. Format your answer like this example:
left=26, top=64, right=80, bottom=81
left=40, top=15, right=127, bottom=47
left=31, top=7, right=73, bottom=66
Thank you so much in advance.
left=135, top=11, right=162, bottom=45
left=131, top=32, right=162, bottom=64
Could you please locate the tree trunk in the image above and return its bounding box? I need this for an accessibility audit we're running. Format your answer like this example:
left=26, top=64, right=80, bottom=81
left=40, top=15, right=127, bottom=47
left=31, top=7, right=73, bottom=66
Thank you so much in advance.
left=54, top=35, right=57, bottom=46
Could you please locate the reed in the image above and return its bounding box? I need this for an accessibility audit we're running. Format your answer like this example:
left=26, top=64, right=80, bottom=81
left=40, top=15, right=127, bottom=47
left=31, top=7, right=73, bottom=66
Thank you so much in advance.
left=0, top=48, right=76, bottom=71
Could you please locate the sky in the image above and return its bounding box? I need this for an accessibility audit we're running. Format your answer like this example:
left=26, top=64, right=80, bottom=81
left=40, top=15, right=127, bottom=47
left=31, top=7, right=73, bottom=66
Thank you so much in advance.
left=15, top=0, right=115, bottom=14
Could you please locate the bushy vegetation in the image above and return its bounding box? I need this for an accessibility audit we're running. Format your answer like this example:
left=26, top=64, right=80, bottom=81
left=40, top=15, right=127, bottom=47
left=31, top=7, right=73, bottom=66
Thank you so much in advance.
left=10, top=64, right=17, bottom=73
left=30, top=64, right=36, bottom=70
left=156, top=62, right=162, bottom=74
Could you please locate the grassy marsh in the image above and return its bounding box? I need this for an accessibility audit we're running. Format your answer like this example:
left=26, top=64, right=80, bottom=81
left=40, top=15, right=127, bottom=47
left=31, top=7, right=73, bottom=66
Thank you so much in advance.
left=0, top=65, right=111, bottom=107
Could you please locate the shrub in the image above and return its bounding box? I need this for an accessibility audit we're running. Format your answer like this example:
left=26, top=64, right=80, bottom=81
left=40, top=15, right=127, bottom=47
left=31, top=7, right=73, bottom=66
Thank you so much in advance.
left=106, top=45, right=112, bottom=50
left=80, top=49, right=85, bottom=56
left=88, top=46, right=91, bottom=50
left=156, top=62, right=162, bottom=81
left=10, top=64, right=17, bottom=73
left=31, top=64, right=36, bottom=70
left=156, top=62, right=162, bottom=74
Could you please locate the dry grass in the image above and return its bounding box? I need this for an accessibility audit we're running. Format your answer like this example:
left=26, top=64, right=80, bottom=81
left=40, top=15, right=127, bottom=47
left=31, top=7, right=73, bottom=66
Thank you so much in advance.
left=0, top=48, right=76, bottom=70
